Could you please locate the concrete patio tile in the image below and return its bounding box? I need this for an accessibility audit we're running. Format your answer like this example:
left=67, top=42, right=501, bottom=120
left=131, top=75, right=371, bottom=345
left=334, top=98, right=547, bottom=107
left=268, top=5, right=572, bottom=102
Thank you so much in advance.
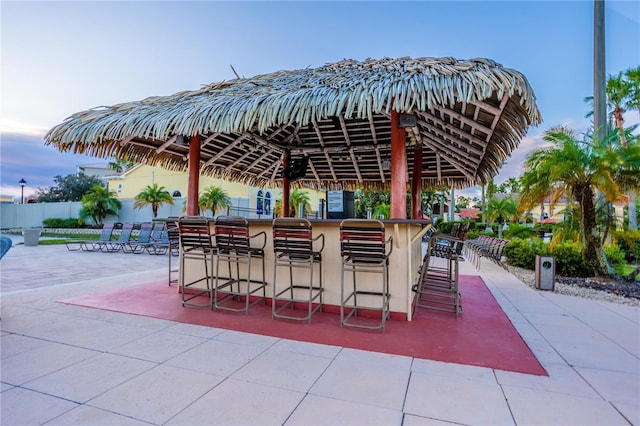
left=495, top=363, right=600, bottom=399
left=23, top=352, right=156, bottom=403
left=0, top=306, right=70, bottom=333
left=232, top=347, right=333, bottom=392
left=404, top=371, right=513, bottom=425
left=503, top=384, right=629, bottom=425
left=411, top=357, right=497, bottom=383
left=214, top=328, right=280, bottom=348
left=612, top=401, right=640, bottom=426
left=1, top=333, right=51, bottom=359
left=271, top=338, right=341, bottom=359
left=164, top=338, right=266, bottom=377
left=46, top=405, right=150, bottom=425
left=536, top=323, right=639, bottom=373
left=1, top=340, right=98, bottom=385
left=87, top=364, right=223, bottom=425
left=507, top=322, right=566, bottom=367
left=1, top=387, right=78, bottom=425
left=285, top=394, right=403, bottom=425
left=309, top=348, right=411, bottom=411
left=109, top=330, right=208, bottom=363
left=21, top=316, right=158, bottom=351
left=576, top=366, right=640, bottom=409
left=166, top=378, right=304, bottom=426
left=165, top=321, right=226, bottom=339
left=402, top=413, right=460, bottom=425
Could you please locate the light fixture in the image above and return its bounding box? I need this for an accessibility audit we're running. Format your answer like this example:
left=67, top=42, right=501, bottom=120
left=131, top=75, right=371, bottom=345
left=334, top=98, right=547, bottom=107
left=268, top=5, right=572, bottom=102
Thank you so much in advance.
left=18, top=178, right=26, bottom=204
left=175, top=135, right=189, bottom=146
left=382, top=155, right=390, bottom=170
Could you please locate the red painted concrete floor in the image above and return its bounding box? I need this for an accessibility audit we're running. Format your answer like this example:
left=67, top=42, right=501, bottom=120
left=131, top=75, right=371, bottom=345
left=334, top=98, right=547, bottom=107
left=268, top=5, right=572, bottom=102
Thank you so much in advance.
left=60, top=275, right=547, bottom=376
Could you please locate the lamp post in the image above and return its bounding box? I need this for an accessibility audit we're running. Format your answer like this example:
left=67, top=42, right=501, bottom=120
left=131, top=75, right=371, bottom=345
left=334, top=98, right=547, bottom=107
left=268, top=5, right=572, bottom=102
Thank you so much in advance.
left=19, top=178, right=26, bottom=204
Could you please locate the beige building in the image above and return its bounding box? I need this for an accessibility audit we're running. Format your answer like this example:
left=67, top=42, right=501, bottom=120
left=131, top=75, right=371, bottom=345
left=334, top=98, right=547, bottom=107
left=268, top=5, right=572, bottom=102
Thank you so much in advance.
left=106, top=164, right=325, bottom=217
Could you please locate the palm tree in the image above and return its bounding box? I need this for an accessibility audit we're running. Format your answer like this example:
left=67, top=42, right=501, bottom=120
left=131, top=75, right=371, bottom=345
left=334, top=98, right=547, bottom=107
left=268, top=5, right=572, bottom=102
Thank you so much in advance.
left=198, top=186, right=231, bottom=217
left=624, top=66, right=639, bottom=119
left=483, top=196, right=518, bottom=238
left=133, top=183, right=174, bottom=218
left=78, top=185, right=121, bottom=225
left=518, top=126, right=626, bottom=276
left=289, top=189, right=311, bottom=217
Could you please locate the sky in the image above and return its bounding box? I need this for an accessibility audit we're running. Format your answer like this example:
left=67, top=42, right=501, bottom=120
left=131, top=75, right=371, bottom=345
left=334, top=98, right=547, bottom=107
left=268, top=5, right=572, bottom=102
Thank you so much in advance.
left=1, top=0, right=639, bottom=200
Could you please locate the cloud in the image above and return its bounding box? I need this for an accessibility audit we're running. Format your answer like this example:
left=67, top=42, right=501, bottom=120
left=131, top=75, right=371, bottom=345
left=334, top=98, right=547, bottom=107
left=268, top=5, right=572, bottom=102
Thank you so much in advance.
left=0, top=131, right=104, bottom=197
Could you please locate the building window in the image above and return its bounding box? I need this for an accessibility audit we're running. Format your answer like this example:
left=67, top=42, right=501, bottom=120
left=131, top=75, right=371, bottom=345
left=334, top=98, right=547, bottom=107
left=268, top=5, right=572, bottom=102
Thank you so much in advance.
left=256, top=190, right=264, bottom=215
left=117, top=183, right=122, bottom=193
left=264, top=192, right=271, bottom=216
left=172, top=190, right=182, bottom=197
left=256, top=190, right=272, bottom=216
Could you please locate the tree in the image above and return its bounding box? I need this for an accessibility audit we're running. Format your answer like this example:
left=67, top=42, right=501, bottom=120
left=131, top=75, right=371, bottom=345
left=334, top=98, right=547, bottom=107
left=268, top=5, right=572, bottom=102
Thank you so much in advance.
left=483, top=196, right=518, bottom=238
left=288, top=189, right=311, bottom=217
left=198, top=186, right=231, bottom=217
left=133, top=183, right=174, bottom=218
left=78, top=185, right=121, bottom=225
left=518, top=126, right=629, bottom=276
left=35, top=173, right=104, bottom=202
left=108, top=156, right=135, bottom=173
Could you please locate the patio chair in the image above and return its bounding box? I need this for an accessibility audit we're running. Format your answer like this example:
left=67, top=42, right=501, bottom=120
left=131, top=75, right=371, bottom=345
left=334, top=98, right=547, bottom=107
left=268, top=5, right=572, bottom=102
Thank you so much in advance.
left=122, top=222, right=153, bottom=254
left=339, top=219, right=393, bottom=332
left=213, top=216, right=267, bottom=314
left=272, top=218, right=325, bottom=323
left=100, top=223, right=135, bottom=253
left=65, top=223, right=115, bottom=252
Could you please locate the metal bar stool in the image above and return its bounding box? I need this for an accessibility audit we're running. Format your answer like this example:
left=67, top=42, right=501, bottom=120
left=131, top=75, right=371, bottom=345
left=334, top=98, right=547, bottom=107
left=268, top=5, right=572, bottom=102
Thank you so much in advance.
left=167, top=217, right=179, bottom=286
left=412, top=223, right=469, bottom=317
left=178, top=216, right=216, bottom=307
left=340, top=219, right=393, bottom=332
left=213, top=216, right=267, bottom=314
left=272, top=218, right=325, bottom=323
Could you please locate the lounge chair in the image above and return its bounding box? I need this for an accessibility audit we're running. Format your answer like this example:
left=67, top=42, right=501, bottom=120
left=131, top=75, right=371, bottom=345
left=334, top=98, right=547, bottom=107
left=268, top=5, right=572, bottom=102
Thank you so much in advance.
left=65, top=223, right=115, bottom=252
left=122, top=222, right=153, bottom=254
left=145, top=222, right=169, bottom=255
left=100, top=223, right=135, bottom=253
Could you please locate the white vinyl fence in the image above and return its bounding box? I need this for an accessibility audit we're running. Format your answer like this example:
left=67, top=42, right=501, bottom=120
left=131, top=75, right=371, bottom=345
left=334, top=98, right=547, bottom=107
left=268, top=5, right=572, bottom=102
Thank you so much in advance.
left=0, top=197, right=253, bottom=229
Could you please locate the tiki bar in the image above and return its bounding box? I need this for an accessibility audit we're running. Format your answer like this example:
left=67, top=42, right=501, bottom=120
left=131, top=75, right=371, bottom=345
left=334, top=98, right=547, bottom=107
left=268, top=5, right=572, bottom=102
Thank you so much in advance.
left=46, top=57, right=540, bottom=330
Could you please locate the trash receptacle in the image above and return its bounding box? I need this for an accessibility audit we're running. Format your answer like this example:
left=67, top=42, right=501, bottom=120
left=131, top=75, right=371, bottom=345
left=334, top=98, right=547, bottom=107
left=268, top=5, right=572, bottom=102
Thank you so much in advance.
left=535, top=255, right=555, bottom=290
left=22, top=229, right=41, bottom=247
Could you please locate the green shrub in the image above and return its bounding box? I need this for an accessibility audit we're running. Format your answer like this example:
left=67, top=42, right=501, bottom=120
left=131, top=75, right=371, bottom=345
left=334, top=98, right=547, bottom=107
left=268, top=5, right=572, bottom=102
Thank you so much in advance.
left=504, top=224, right=538, bottom=240
left=612, top=230, right=640, bottom=262
left=604, top=244, right=626, bottom=265
left=549, top=242, right=591, bottom=277
left=42, top=217, right=81, bottom=228
left=503, top=239, right=546, bottom=270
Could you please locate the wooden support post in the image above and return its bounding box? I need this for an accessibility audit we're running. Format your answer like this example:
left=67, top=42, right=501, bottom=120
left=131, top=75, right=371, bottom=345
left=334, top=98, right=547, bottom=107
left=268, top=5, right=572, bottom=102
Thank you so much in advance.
left=282, top=152, right=290, bottom=217
left=186, top=135, right=201, bottom=216
left=411, top=144, right=423, bottom=219
left=390, top=109, right=407, bottom=219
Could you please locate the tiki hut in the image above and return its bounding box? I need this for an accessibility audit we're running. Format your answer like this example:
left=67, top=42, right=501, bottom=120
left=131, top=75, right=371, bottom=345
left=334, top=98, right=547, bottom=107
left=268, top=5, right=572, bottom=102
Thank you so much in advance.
left=46, top=56, right=540, bottom=216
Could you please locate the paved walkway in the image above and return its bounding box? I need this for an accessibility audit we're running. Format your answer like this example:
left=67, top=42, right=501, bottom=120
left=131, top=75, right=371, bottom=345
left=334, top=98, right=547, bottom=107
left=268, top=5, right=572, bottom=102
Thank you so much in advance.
left=1, top=243, right=638, bottom=425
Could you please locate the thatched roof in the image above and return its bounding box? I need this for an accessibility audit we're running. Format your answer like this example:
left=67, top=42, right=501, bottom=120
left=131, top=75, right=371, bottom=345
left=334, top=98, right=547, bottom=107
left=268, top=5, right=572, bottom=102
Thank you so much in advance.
left=46, top=56, right=541, bottom=190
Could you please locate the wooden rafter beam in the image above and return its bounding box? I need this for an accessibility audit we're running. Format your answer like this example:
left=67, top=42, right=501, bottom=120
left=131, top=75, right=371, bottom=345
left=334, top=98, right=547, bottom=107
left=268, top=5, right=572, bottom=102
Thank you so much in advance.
left=203, top=135, right=247, bottom=167
left=313, top=121, right=337, bottom=182
left=155, top=135, right=177, bottom=153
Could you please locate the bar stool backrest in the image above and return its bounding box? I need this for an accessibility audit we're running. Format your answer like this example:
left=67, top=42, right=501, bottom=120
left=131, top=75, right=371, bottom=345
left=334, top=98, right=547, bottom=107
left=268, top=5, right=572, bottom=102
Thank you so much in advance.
left=272, top=218, right=313, bottom=259
left=178, top=216, right=214, bottom=252
left=214, top=216, right=250, bottom=254
left=340, top=219, right=389, bottom=264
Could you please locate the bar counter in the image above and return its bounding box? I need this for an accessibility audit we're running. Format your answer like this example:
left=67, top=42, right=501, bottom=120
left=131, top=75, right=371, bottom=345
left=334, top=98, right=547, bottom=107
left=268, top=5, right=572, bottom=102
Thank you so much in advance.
left=179, top=218, right=432, bottom=321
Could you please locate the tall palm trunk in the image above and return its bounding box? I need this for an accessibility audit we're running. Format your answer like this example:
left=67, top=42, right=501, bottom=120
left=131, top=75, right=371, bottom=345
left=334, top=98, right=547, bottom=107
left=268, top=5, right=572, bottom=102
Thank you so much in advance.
left=577, top=184, right=609, bottom=276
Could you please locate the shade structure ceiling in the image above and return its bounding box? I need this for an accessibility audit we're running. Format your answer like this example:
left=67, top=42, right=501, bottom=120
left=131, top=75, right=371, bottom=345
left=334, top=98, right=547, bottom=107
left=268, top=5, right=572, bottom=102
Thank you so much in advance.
left=46, top=57, right=541, bottom=190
